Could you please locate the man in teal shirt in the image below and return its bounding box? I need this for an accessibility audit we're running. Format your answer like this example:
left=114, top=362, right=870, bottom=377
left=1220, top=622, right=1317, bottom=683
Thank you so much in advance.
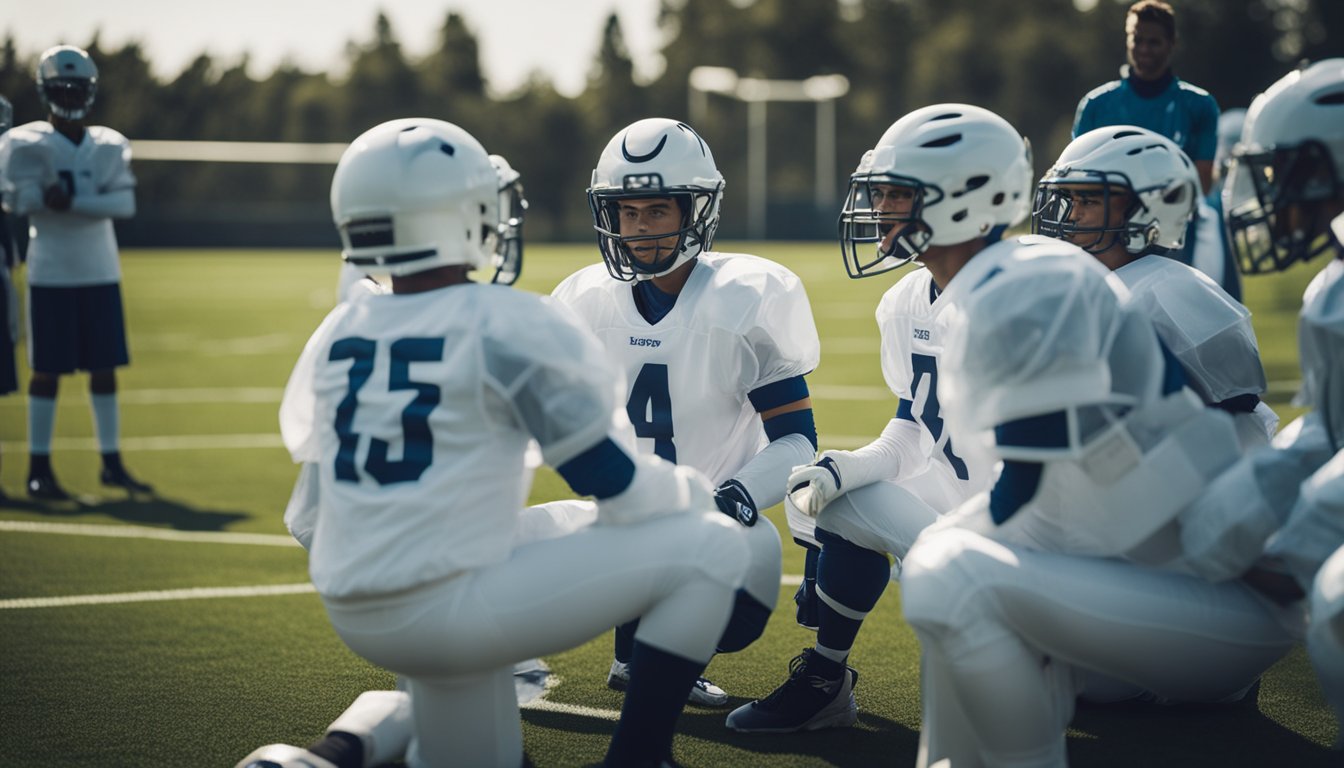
left=1074, top=0, right=1219, bottom=194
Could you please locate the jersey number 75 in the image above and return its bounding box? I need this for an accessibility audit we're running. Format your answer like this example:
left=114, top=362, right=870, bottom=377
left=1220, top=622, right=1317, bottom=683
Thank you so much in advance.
left=329, top=336, right=444, bottom=485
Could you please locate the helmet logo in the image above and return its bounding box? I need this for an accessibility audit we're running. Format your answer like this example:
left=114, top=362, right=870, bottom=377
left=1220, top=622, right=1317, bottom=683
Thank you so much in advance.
left=621, top=133, right=668, bottom=163
left=675, top=122, right=708, bottom=156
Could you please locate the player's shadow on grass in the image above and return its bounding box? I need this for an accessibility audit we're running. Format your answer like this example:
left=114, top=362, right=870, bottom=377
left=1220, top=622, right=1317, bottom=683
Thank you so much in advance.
left=522, top=704, right=918, bottom=767
left=9, top=493, right=248, bottom=531
left=683, top=703, right=919, bottom=767
left=1069, top=694, right=1338, bottom=768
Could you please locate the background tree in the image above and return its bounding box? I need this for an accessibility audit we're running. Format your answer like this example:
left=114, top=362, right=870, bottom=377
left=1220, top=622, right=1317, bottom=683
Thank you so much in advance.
left=0, top=0, right=1338, bottom=245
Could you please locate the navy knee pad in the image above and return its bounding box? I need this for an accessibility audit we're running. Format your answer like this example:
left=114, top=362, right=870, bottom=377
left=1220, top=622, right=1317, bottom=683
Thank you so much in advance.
left=717, top=589, right=771, bottom=653
left=816, top=527, right=891, bottom=612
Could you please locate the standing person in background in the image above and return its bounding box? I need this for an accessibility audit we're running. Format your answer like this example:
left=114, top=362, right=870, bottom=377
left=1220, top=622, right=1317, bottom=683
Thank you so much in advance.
left=1073, top=1, right=1235, bottom=298
left=1074, top=1, right=1220, bottom=194
left=0, top=94, right=17, bottom=500
left=0, top=45, right=151, bottom=500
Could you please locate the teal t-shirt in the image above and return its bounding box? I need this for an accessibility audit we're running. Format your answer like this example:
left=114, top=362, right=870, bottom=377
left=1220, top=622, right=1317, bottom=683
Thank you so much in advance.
left=1073, top=70, right=1220, bottom=161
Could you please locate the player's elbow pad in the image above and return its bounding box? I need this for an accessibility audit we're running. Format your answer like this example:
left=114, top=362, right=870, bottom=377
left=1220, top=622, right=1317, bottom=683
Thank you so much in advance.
left=597, top=454, right=716, bottom=526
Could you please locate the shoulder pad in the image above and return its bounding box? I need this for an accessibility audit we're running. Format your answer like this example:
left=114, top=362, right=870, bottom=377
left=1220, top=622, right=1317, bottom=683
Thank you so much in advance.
left=87, top=125, right=131, bottom=147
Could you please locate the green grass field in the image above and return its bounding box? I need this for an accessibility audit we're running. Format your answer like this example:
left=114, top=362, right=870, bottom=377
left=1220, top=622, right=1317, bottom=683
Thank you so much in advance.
left=0, top=244, right=1336, bottom=767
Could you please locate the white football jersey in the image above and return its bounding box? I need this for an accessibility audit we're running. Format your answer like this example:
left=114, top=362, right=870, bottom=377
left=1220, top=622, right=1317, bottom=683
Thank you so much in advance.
left=876, top=264, right=994, bottom=495
left=279, top=284, right=618, bottom=599
left=0, top=121, right=134, bottom=286
left=551, top=251, right=819, bottom=486
left=1115, top=254, right=1266, bottom=404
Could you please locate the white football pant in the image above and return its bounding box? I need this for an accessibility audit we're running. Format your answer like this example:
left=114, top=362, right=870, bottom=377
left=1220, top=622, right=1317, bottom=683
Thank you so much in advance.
left=322, top=511, right=746, bottom=768
left=902, top=528, right=1297, bottom=768
left=786, top=466, right=962, bottom=569
left=1308, top=544, right=1344, bottom=750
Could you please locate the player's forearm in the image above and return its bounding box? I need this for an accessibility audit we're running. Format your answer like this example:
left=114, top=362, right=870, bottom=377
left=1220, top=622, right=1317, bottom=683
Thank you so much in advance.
left=68, top=188, right=135, bottom=219
left=4, top=181, right=45, bottom=216
left=731, top=432, right=815, bottom=511
left=850, top=417, right=924, bottom=488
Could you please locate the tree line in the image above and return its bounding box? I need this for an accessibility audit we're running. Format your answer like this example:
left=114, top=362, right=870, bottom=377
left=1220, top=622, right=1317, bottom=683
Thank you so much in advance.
left=0, top=0, right=1338, bottom=245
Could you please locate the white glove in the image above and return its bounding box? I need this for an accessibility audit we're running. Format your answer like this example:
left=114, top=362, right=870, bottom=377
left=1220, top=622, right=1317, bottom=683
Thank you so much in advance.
left=787, top=453, right=846, bottom=518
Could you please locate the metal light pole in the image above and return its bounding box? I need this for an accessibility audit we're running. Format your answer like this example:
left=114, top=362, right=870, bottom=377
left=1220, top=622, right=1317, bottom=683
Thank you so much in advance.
left=688, top=67, right=850, bottom=240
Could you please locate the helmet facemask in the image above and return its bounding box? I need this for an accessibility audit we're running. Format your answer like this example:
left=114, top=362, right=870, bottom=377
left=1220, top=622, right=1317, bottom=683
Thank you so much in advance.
left=587, top=119, right=724, bottom=283
left=1225, top=139, right=1341, bottom=275
left=838, top=174, right=939, bottom=278
left=1033, top=174, right=1145, bottom=255
left=490, top=168, right=527, bottom=285
left=589, top=179, right=721, bottom=281
left=42, top=78, right=96, bottom=120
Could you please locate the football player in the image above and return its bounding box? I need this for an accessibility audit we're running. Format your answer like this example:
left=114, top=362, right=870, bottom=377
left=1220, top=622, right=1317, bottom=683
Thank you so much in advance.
left=899, top=241, right=1293, bottom=766
left=1183, top=58, right=1344, bottom=750
left=258, top=118, right=749, bottom=768
left=1034, top=124, right=1276, bottom=449
left=545, top=117, right=820, bottom=707
left=726, top=104, right=1033, bottom=733
left=0, top=45, right=151, bottom=500
left=0, top=93, right=17, bottom=498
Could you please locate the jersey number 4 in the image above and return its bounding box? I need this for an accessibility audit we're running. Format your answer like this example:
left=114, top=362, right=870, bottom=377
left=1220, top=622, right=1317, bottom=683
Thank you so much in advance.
left=330, top=336, right=444, bottom=485
left=627, top=363, right=676, bottom=463
left=907, top=353, right=969, bottom=481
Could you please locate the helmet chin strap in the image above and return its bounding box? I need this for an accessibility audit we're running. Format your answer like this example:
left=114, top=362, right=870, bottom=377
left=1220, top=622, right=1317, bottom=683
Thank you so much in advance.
left=633, top=249, right=694, bottom=281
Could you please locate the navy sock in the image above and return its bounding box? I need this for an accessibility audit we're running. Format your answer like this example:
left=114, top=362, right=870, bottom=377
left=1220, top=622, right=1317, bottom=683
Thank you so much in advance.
left=815, top=528, right=891, bottom=656
left=806, top=648, right=845, bottom=680
left=803, top=544, right=820, bottom=595
left=605, top=642, right=703, bottom=766
left=306, top=731, right=364, bottom=768
left=614, top=619, right=639, bottom=664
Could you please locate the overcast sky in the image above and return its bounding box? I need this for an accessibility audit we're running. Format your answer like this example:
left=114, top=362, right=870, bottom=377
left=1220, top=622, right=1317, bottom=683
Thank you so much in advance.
left=9, top=1, right=664, bottom=97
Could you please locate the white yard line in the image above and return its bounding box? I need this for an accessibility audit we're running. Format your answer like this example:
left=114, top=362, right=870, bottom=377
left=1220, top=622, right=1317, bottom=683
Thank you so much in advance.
left=0, top=387, right=284, bottom=406
left=0, top=521, right=806, bottom=610
left=0, top=520, right=299, bottom=546
left=0, top=583, right=315, bottom=610
left=0, top=434, right=283, bottom=451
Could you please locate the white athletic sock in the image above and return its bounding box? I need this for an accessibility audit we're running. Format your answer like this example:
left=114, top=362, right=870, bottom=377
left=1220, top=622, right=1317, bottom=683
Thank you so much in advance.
left=90, top=393, right=119, bottom=454
left=327, top=690, right=413, bottom=765
left=28, top=396, right=56, bottom=455
left=814, top=643, right=849, bottom=665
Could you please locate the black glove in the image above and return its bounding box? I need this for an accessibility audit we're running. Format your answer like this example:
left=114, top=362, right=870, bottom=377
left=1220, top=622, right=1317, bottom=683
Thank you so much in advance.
left=714, top=479, right=758, bottom=527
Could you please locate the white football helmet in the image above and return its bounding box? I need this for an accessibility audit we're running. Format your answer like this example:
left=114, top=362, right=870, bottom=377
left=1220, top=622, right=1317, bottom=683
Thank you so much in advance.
left=588, top=118, right=724, bottom=281
left=1225, top=58, right=1344, bottom=274
left=36, top=45, right=98, bottom=121
left=838, top=103, right=1032, bottom=278
left=1033, top=125, right=1200, bottom=256
left=488, top=154, right=527, bottom=285
left=331, top=118, right=499, bottom=277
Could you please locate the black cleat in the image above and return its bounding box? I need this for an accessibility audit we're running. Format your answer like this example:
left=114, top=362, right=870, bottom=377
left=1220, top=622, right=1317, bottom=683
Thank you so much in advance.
left=100, top=464, right=154, bottom=494
left=27, top=472, right=71, bottom=501
left=725, top=649, right=858, bottom=733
